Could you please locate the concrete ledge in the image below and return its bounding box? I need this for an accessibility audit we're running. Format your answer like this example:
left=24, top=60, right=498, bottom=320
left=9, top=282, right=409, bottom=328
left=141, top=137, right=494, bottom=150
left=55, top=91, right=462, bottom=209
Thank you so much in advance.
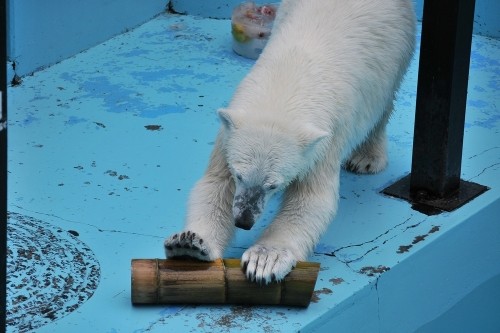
left=304, top=197, right=500, bottom=332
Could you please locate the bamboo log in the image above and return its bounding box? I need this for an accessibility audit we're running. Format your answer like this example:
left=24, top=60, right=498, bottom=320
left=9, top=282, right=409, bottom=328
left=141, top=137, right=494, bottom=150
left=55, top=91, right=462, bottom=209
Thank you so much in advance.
left=131, top=258, right=320, bottom=307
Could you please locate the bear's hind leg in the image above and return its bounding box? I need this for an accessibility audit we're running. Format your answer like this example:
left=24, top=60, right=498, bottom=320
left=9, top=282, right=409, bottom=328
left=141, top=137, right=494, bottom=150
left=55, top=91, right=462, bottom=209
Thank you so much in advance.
left=344, top=103, right=393, bottom=174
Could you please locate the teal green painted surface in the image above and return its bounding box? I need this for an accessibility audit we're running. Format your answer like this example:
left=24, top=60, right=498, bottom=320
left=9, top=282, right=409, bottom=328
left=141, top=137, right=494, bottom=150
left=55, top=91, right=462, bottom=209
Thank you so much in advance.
left=7, top=12, right=500, bottom=333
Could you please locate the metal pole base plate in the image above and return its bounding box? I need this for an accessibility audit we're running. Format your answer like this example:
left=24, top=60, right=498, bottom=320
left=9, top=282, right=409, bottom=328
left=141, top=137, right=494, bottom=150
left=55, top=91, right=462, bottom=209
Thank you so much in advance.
left=382, top=175, right=489, bottom=215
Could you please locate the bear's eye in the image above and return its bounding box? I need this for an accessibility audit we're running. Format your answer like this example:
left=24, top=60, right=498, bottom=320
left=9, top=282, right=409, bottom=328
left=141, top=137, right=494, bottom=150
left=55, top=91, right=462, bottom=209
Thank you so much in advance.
left=235, top=173, right=243, bottom=182
left=267, top=184, right=278, bottom=190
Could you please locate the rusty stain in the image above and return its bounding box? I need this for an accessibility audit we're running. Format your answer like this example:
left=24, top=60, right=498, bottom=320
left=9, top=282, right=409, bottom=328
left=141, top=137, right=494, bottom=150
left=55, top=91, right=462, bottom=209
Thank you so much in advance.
left=397, top=244, right=412, bottom=253
left=397, top=225, right=441, bottom=254
left=359, top=265, right=390, bottom=277
left=311, top=288, right=333, bottom=303
left=412, top=235, right=427, bottom=244
left=429, top=225, right=440, bottom=233
left=329, top=277, right=344, bottom=285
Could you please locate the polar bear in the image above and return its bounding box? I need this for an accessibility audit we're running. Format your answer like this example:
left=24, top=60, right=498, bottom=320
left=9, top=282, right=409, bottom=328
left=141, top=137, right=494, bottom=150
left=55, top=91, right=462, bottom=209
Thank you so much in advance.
left=165, top=0, right=416, bottom=284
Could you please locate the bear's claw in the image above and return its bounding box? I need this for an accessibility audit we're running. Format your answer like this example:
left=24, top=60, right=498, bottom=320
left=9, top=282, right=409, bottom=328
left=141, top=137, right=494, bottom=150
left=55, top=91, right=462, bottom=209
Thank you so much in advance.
left=241, top=245, right=297, bottom=284
left=344, top=152, right=387, bottom=174
left=164, top=231, right=211, bottom=261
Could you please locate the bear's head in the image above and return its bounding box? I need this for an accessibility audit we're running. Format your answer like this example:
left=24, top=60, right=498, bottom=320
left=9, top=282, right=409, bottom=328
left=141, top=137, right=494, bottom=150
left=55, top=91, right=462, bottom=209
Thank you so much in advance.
left=218, top=108, right=328, bottom=230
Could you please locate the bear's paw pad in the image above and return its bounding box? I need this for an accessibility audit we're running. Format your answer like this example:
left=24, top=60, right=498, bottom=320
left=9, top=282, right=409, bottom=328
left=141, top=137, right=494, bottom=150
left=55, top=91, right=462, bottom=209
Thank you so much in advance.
left=241, top=245, right=297, bottom=284
left=164, top=231, right=211, bottom=261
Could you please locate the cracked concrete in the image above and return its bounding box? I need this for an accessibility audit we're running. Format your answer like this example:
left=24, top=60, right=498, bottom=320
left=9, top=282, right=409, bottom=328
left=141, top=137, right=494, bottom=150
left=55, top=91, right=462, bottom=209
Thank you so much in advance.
left=10, top=205, right=163, bottom=239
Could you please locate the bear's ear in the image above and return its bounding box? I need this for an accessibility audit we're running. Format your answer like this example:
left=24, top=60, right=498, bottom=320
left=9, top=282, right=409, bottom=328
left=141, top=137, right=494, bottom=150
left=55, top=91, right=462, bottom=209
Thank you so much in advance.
left=218, top=109, right=234, bottom=130
left=218, top=108, right=240, bottom=130
left=298, top=124, right=329, bottom=150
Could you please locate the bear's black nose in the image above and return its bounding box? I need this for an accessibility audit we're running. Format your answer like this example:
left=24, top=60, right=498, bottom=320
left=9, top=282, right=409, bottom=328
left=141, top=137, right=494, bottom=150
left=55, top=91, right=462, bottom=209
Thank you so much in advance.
left=234, top=209, right=255, bottom=230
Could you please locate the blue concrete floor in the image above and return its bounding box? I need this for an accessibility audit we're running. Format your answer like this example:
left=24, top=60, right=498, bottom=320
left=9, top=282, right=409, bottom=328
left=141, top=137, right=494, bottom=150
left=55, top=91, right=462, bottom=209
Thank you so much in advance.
left=7, top=13, right=500, bottom=333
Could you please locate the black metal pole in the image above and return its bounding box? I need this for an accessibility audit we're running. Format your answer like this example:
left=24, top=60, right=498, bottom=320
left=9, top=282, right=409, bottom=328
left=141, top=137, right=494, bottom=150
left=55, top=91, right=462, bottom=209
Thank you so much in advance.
left=1, top=0, right=7, bottom=330
left=382, top=0, right=488, bottom=214
left=411, top=0, right=475, bottom=197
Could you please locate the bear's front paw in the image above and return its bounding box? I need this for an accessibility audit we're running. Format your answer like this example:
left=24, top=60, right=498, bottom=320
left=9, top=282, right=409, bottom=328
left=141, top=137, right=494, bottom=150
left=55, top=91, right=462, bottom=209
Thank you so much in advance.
left=241, top=245, right=297, bottom=284
left=164, top=231, right=214, bottom=261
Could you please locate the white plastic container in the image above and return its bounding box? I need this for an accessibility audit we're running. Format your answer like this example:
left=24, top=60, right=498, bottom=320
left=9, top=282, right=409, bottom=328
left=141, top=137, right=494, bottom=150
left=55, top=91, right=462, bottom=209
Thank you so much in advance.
left=231, top=2, right=278, bottom=59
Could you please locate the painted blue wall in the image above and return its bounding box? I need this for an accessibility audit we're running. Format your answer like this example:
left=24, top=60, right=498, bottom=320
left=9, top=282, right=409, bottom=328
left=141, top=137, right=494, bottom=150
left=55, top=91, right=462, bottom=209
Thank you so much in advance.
left=171, top=0, right=500, bottom=38
left=7, top=0, right=499, bottom=78
left=7, top=0, right=167, bottom=77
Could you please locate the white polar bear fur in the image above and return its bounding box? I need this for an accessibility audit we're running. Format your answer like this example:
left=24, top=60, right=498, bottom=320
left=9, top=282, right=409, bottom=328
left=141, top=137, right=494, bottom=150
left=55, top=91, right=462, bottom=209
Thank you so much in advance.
left=165, top=0, right=416, bottom=284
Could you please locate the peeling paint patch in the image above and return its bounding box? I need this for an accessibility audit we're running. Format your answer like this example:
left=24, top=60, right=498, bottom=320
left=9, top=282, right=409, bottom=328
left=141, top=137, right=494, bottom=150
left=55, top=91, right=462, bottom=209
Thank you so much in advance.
left=61, top=73, right=187, bottom=118
left=145, top=124, right=163, bottom=131
left=311, top=288, right=333, bottom=303
left=359, top=265, right=390, bottom=277
left=329, top=277, right=345, bottom=285
left=65, top=116, right=87, bottom=125
left=397, top=244, right=412, bottom=254
left=397, top=226, right=440, bottom=254
left=21, top=114, right=39, bottom=126
left=314, top=243, right=337, bottom=254
left=105, top=170, right=118, bottom=177
left=104, top=170, right=129, bottom=180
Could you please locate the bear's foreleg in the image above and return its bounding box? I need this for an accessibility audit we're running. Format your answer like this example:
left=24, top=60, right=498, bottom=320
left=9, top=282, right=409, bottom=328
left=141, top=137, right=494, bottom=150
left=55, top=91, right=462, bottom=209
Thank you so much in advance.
left=165, top=132, right=235, bottom=261
left=242, top=161, right=340, bottom=283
